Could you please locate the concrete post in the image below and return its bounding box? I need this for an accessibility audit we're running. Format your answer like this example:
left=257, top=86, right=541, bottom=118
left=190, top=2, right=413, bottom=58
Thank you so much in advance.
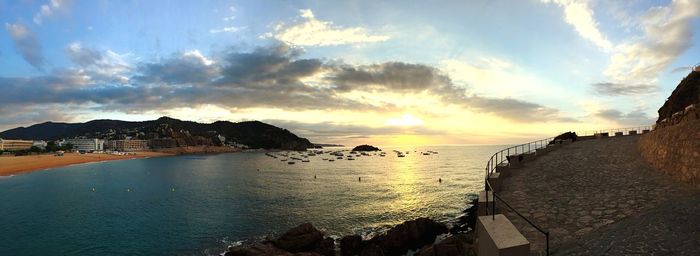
left=477, top=214, right=530, bottom=256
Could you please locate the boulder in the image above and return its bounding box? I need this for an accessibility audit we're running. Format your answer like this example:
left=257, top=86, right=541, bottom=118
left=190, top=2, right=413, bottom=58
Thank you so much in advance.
left=549, top=131, right=577, bottom=145
left=415, top=234, right=476, bottom=256
left=223, top=243, right=293, bottom=256
left=373, top=218, right=448, bottom=256
left=340, top=235, right=363, bottom=256
left=273, top=223, right=327, bottom=254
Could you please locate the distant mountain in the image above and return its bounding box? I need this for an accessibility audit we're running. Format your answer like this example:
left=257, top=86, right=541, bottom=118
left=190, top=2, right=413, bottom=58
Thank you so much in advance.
left=0, top=116, right=313, bottom=150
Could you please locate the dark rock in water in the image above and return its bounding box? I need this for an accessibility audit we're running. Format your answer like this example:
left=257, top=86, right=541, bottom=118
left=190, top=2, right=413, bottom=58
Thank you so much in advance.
left=318, top=237, right=335, bottom=256
left=372, top=218, right=448, bottom=256
left=352, top=144, right=381, bottom=151
left=273, top=223, right=326, bottom=253
left=359, top=243, right=385, bottom=256
left=415, top=233, right=476, bottom=256
left=451, top=197, right=478, bottom=234
left=340, top=235, right=363, bottom=256
left=223, top=243, right=293, bottom=256
left=549, top=131, right=577, bottom=145
left=657, top=71, right=700, bottom=123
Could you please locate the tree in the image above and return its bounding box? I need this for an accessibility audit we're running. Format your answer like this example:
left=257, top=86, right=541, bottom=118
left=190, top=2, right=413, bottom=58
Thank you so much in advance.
left=46, top=141, right=59, bottom=152
left=64, top=143, right=74, bottom=151
left=29, top=146, right=42, bottom=152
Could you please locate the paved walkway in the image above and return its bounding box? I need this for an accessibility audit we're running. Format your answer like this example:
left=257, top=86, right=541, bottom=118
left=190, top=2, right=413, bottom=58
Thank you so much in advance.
left=496, top=136, right=699, bottom=254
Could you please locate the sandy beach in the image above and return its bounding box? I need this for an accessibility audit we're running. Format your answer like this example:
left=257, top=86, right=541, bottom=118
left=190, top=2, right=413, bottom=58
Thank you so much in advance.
left=0, top=151, right=173, bottom=176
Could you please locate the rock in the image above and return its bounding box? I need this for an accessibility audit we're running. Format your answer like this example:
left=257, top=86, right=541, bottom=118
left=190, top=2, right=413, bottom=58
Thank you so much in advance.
left=351, top=144, right=381, bottom=151
left=657, top=70, right=700, bottom=124
left=549, top=131, right=578, bottom=144
left=359, top=243, right=385, bottom=256
left=340, top=235, right=363, bottom=256
left=416, top=234, right=476, bottom=256
left=318, top=237, right=335, bottom=256
left=273, top=223, right=326, bottom=253
left=373, top=218, right=448, bottom=256
left=223, top=243, right=293, bottom=256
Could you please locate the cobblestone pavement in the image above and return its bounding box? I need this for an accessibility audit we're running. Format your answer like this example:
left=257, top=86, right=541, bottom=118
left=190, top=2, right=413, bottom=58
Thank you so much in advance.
left=495, top=136, right=698, bottom=254
left=552, top=191, right=700, bottom=255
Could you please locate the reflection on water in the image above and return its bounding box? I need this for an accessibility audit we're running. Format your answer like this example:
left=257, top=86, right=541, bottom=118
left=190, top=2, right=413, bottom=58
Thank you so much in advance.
left=0, top=145, right=505, bottom=255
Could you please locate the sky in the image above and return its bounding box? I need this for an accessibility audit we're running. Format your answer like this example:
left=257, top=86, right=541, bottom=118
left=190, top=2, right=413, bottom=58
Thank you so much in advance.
left=1, top=0, right=699, bottom=146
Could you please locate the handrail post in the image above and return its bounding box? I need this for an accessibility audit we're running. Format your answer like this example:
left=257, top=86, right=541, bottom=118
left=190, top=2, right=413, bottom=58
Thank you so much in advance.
left=546, top=231, right=550, bottom=256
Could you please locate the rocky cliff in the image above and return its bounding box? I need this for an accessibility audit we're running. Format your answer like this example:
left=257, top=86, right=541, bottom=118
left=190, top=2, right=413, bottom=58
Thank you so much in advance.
left=639, top=71, right=700, bottom=186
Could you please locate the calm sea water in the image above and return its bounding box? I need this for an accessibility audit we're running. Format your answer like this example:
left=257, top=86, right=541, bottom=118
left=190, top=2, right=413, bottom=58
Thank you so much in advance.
left=0, top=145, right=505, bottom=255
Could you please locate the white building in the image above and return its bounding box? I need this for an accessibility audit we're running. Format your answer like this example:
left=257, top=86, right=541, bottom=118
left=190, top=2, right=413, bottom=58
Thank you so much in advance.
left=32, top=140, right=47, bottom=150
left=65, top=138, right=105, bottom=152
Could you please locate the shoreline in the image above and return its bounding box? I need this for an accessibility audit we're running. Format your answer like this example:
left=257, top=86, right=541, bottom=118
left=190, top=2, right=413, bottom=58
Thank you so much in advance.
left=0, top=146, right=242, bottom=177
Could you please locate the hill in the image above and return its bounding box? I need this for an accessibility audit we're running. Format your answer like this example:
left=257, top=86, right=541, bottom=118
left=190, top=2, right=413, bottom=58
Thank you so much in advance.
left=0, top=117, right=313, bottom=150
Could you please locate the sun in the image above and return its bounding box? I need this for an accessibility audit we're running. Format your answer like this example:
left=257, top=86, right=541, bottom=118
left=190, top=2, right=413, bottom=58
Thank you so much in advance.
left=386, top=113, right=424, bottom=127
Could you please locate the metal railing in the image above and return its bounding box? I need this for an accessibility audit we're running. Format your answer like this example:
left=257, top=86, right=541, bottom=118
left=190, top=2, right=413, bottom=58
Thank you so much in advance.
left=482, top=125, right=654, bottom=255
left=484, top=137, right=554, bottom=255
left=572, top=126, right=653, bottom=137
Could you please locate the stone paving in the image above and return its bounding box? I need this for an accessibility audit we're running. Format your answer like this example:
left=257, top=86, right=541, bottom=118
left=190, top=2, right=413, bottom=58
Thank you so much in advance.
left=553, top=192, right=700, bottom=255
left=495, top=136, right=699, bottom=254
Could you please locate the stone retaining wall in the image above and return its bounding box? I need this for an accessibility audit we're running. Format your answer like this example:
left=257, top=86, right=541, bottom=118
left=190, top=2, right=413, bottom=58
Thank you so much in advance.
left=638, top=103, right=700, bottom=186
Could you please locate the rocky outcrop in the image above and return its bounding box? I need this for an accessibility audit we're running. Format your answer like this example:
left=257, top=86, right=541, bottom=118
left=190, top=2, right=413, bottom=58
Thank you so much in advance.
left=352, top=144, right=381, bottom=151
left=225, top=223, right=333, bottom=256
left=449, top=196, right=478, bottom=234
left=415, top=233, right=476, bottom=256
left=549, top=131, right=577, bottom=145
left=639, top=71, right=700, bottom=186
left=226, top=218, right=451, bottom=256
left=339, top=218, right=448, bottom=256
left=657, top=71, right=700, bottom=124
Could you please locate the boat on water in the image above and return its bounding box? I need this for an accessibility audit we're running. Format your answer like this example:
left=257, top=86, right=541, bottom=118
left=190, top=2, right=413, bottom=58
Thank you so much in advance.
left=302, top=159, right=310, bottom=162
left=328, top=159, right=335, bottom=162
left=288, top=161, right=295, bottom=164
left=347, top=157, right=355, bottom=160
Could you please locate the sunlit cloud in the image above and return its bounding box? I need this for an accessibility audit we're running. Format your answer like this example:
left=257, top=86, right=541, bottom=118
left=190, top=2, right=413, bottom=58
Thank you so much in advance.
left=263, top=9, right=390, bottom=46
left=386, top=114, right=423, bottom=127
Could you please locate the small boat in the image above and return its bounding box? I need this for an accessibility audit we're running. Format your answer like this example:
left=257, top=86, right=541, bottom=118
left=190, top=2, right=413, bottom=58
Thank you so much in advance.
left=347, top=157, right=355, bottom=160
left=398, top=154, right=405, bottom=157
left=302, top=159, right=310, bottom=162
left=288, top=161, right=295, bottom=165
left=422, top=152, right=430, bottom=155
left=328, top=159, right=335, bottom=162
left=337, top=156, right=343, bottom=159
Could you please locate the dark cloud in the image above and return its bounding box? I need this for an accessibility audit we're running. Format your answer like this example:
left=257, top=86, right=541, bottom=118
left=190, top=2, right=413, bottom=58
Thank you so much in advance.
left=134, top=51, right=218, bottom=85
left=5, top=23, right=45, bottom=70
left=592, top=82, right=656, bottom=96
left=595, top=109, right=653, bottom=126
left=330, top=62, right=451, bottom=92
left=461, top=96, right=578, bottom=123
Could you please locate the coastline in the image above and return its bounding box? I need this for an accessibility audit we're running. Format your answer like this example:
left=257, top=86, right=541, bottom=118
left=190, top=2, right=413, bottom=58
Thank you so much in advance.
left=0, top=146, right=242, bottom=177
left=0, top=151, right=174, bottom=176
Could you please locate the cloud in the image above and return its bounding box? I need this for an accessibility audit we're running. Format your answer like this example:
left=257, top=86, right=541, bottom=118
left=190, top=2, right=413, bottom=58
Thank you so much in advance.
left=264, top=9, right=390, bottom=46
left=4, top=23, right=45, bottom=70
left=594, top=109, right=653, bottom=126
left=65, top=43, right=131, bottom=82
left=591, top=82, right=656, bottom=96
left=134, top=50, right=217, bottom=85
left=209, top=26, right=244, bottom=34
left=0, top=42, right=572, bottom=125
left=600, top=0, right=700, bottom=88
left=541, top=0, right=613, bottom=50
left=329, top=62, right=451, bottom=92
left=32, top=0, right=69, bottom=25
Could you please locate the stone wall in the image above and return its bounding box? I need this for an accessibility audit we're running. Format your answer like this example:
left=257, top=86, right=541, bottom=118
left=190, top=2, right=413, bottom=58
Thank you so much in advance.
left=638, top=103, right=700, bottom=186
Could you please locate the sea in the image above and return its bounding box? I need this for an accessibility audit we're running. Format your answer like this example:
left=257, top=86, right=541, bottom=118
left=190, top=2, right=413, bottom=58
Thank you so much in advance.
left=0, top=145, right=507, bottom=255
